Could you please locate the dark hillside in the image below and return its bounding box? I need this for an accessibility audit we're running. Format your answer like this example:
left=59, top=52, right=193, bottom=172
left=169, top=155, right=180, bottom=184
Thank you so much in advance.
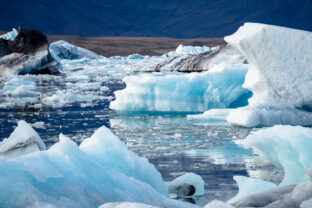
left=1, top=0, right=311, bottom=38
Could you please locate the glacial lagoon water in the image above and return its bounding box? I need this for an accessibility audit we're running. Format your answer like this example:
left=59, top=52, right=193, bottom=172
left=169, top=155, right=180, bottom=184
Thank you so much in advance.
left=0, top=79, right=283, bottom=206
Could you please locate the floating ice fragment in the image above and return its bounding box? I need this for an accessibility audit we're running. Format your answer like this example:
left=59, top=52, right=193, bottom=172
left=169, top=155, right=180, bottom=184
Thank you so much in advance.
left=166, top=173, right=204, bottom=198
left=0, top=120, right=46, bottom=159
left=0, top=28, right=18, bottom=41
left=187, top=109, right=232, bottom=122
left=31, top=121, right=46, bottom=129
left=204, top=200, right=234, bottom=208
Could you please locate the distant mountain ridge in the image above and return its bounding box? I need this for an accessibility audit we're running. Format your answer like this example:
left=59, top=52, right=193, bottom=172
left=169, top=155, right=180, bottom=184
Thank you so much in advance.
left=0, top=0, right=311, bottom=38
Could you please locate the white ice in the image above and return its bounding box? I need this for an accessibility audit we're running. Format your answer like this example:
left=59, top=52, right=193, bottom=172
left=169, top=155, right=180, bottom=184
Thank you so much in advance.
left=0, top=28, right=18, bottom=41
left=225, top=23, right=312, bottom=127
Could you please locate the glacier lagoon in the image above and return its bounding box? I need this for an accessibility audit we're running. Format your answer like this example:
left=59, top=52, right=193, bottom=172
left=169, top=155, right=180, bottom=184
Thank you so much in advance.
left=0, top=82, right=280, bottom=206
left=0, top=23, right=312, bottom=207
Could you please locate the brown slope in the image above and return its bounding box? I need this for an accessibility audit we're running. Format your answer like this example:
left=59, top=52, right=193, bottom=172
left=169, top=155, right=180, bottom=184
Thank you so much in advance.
left=48, top=36, right=226, bottom=57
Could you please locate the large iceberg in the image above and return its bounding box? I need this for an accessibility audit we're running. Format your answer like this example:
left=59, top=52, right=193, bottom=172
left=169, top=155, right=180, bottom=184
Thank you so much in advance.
left=0, top=121, right=200, bottom=208
left=110, top=64, right=251, bottom=113
left=224, top=23, right=312, bottom=127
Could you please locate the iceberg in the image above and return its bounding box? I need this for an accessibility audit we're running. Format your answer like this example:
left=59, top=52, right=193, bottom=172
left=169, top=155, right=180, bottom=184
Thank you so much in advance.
left=0, top=28, right=18, bottom=41
left=224, top=23, right=312, bottom=127
left=110, top=64, right=251, bottom=113
left=0, top=120, right=46, bottom=159
left=0, top=121, right=200, bottom=208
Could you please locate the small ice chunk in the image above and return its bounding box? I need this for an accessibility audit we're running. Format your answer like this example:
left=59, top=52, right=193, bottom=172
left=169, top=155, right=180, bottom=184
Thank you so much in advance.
left=187, top=109, right=232, bottom=122
left=0, top=28, right=18, bottom=41
left=11, top=84, right=39, bottom=97
left=31, top=122, right=46, bottom=129
left=166, top=173, right=204, bottom=198
left=0, top=120, right=46, bottom=159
